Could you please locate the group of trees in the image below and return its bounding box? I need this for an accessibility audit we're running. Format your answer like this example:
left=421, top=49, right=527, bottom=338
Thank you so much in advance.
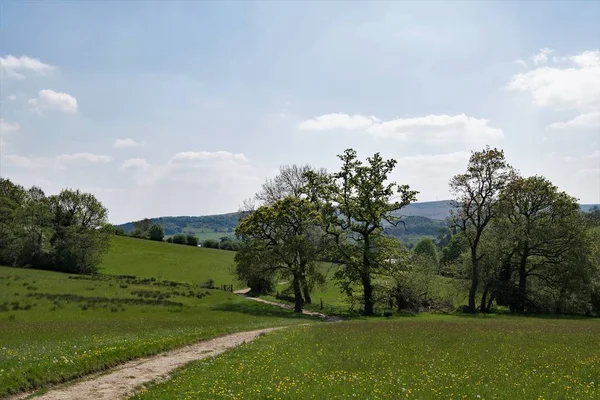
left=202, top=236, right=241, bottom=251
left=166, top=233, right=199, bottom=246
left=448, top=147, right=599, bottom=314
left=235, top=152, right=419, bottom=315
left=0, top=178, right=112, bottom=274
left=125, top=218, right=166, bottom=242
left=235, top=148, right=600, bottom=316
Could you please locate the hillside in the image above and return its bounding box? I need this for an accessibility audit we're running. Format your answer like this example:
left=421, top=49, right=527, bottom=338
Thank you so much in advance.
left=115, top=201, right=454, bottom=237
left=115, top=200, right=598, bottom=241
left=100, top=236, right=238, bottom=287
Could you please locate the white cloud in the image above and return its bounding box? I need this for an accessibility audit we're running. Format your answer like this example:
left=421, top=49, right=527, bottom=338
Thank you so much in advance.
left=4, top=152, right=112, bottom=171
left=298, top=113, right=379, bottom=131
left=514, top=59, right=527, bottom=67
left=0, top=119, right=20, bottom=134
left=576, top=168, right=600, bottom=178
left=507, top=49, right=600, bottom=112
left=585, top=150, right=600, bottom=160
left=547, top=111, right=600, bottom=130
left=299, top=113, right=503, bottom=144
left=57, top=153, right=113, bottom=163
left=396, top=152, right=471, bottom=166
left=29, top=89, right=78, bottom=114
left=532, top=48, right=552, bottom=65
left=0, top=55, right=57, bottom=79
left=170, top=151, right=248, bottom=163
left=114, top=138, right=146, bottom=149
left=7, top=94, right=16, bottom=101
left=120, top=158, right=150, bottom=170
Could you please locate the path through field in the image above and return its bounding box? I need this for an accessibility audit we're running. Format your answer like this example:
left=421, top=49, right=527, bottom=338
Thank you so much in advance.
left=18, top=327, right=283, bottom=400
left=234, top=289, right=344, bottom=322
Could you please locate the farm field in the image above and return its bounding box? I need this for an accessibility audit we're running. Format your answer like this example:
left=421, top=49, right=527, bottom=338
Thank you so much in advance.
left=100, top=236, right=238, bottom=288
left=0, top=266, right=314, bottom=397
left=132, top=316, right=600, bottom=400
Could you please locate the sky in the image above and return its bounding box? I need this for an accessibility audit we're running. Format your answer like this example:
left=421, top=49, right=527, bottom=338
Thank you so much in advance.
left=1, top=1, right=599, bottom=224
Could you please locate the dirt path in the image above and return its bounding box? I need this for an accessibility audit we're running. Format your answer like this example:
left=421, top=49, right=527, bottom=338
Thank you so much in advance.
left=234, top=289, right=343, bottom=322
left=19, top=327, right=283, bottom=400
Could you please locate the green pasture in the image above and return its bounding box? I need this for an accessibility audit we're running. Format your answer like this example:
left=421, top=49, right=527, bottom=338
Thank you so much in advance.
left=132, top=315, right=600, bottom=400
left=0, top=266, right=314, bottom=397
left=99, top=236, right=238, bottom=288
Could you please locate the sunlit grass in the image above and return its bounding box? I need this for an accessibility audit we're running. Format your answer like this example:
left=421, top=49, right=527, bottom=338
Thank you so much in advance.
left=99, top=236, right=238, bottom=287
left=0, top=266, right=314, bottom=397
left=132, top=315, right=600, bottom=400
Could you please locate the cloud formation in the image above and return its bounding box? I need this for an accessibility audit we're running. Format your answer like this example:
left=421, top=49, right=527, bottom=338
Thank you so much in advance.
left=114, top=138, right=146, bottom=149
left=507, top=49, right=600, bottom=112
left=120, top=158, right=150, bottom=170
left=299, top=113, right=503, bottom=144
left=547, top=111, right=600, bottom=130
left=0, top=119, right=20, bottom=134
left=0, top=55, right=57, bottom=79
left=5, top=152, right=112, bottom=171
left=29, top=89, right=78, bottom=114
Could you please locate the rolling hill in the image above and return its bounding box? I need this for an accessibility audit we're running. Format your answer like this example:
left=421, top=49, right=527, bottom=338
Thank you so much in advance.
left=115, top=200, right=599, bottom=241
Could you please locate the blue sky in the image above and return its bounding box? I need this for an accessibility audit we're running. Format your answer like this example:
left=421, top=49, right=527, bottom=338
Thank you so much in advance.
left=1, top=0, right=599, bottom=223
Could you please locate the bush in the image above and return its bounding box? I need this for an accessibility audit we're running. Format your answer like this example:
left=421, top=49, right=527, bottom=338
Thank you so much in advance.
left=149, top=224, right=165, bottom=242
left=172, top=234, right=187, bottom=245
left=186, top=235, right=199, bottom=246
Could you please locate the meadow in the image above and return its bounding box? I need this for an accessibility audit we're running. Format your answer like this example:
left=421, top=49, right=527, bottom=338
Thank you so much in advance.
left=132, top=316, right=600, bottom=400
left=100, top=236, right=238, bottom=287
left=0, top=265, right=314, bottom=397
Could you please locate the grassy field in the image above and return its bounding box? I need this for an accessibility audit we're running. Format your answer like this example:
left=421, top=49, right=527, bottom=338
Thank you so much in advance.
left=0, top=266, right=315, bottom=397
left=100, top=236, right=239, bottom=288
left=132, top=315, right=600, bottom=400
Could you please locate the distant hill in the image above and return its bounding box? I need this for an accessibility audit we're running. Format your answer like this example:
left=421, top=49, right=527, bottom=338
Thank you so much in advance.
left=115, top=200, right=598, bottom=241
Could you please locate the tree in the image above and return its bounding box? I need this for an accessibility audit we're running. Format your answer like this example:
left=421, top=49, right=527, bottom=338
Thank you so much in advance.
left=306, top=149, right=418, bottom=316
left=492, top=176, right=591, bottom=312
left=186, top=235, right=199, bottom=246
left=172, top=234, right=187, bottom=244
left=252, top=164, right=327, bottom=303
left=48, top=189, right=112, bottom=274
left=413, top=237, right=439, bottom=267
left=235, top=197, right=328, bottom=312
left=149, top=224, right=165, bottom=241
left=133, top=218, right=152, bottom=232
left=450, top=146, right=513, bottom=313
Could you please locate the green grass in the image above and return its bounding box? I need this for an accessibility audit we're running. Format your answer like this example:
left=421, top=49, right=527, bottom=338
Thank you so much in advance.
left=100, top=236, right=239, bottom=288
left=0, top=266, right=315, bottom=397
left=131, top=315, right=600, bottom=400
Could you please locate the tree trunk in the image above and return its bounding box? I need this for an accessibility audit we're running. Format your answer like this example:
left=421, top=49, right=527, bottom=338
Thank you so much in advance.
left=480, top=285, right=489, bottom=313
left=516, top=245, right=529, bottom=313
left=362, top=274, right=374, bottom=316
left=486, top=293, right=495, bottom=312
left=292, top=273, right=303, bottom=313
left=362, top=234, right=374, bottom=316
left=468, top=250, right=478, bottom=313
left=301, top=276, right=312, bottom=304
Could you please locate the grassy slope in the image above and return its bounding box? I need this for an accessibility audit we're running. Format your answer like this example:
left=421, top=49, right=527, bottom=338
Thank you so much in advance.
left=133, top=315, right=600, bottom=400
left=0, top=264, right=314, bottom=397
left=100, top=236, right=239, bottom=288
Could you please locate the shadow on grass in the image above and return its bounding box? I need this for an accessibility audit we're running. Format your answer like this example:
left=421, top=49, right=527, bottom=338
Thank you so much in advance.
left=210, top=301, right=320, bottom=320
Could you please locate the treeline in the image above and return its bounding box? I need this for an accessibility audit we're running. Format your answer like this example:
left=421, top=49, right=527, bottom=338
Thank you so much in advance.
left=116, top=214, right=238, bottom=236
left=384, top=215, right=445, bottom=237
left=117, top=218, right=242, bottom=250
left=234, top=150, right=600, bottom=316
left=0, top=178, right=112, bottom=274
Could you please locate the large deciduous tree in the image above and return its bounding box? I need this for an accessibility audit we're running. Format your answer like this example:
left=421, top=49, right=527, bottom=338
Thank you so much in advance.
left=306, top=149, right=417, bottom=316
left=48, top=189, right=112, bottom=273
left=492, top=176, right=591, bottom=312
left=450, top=146, right=514, bottom=313
left=244, top=164, right=327, bottom=303
left=235, top=197, right=328, bottom=312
